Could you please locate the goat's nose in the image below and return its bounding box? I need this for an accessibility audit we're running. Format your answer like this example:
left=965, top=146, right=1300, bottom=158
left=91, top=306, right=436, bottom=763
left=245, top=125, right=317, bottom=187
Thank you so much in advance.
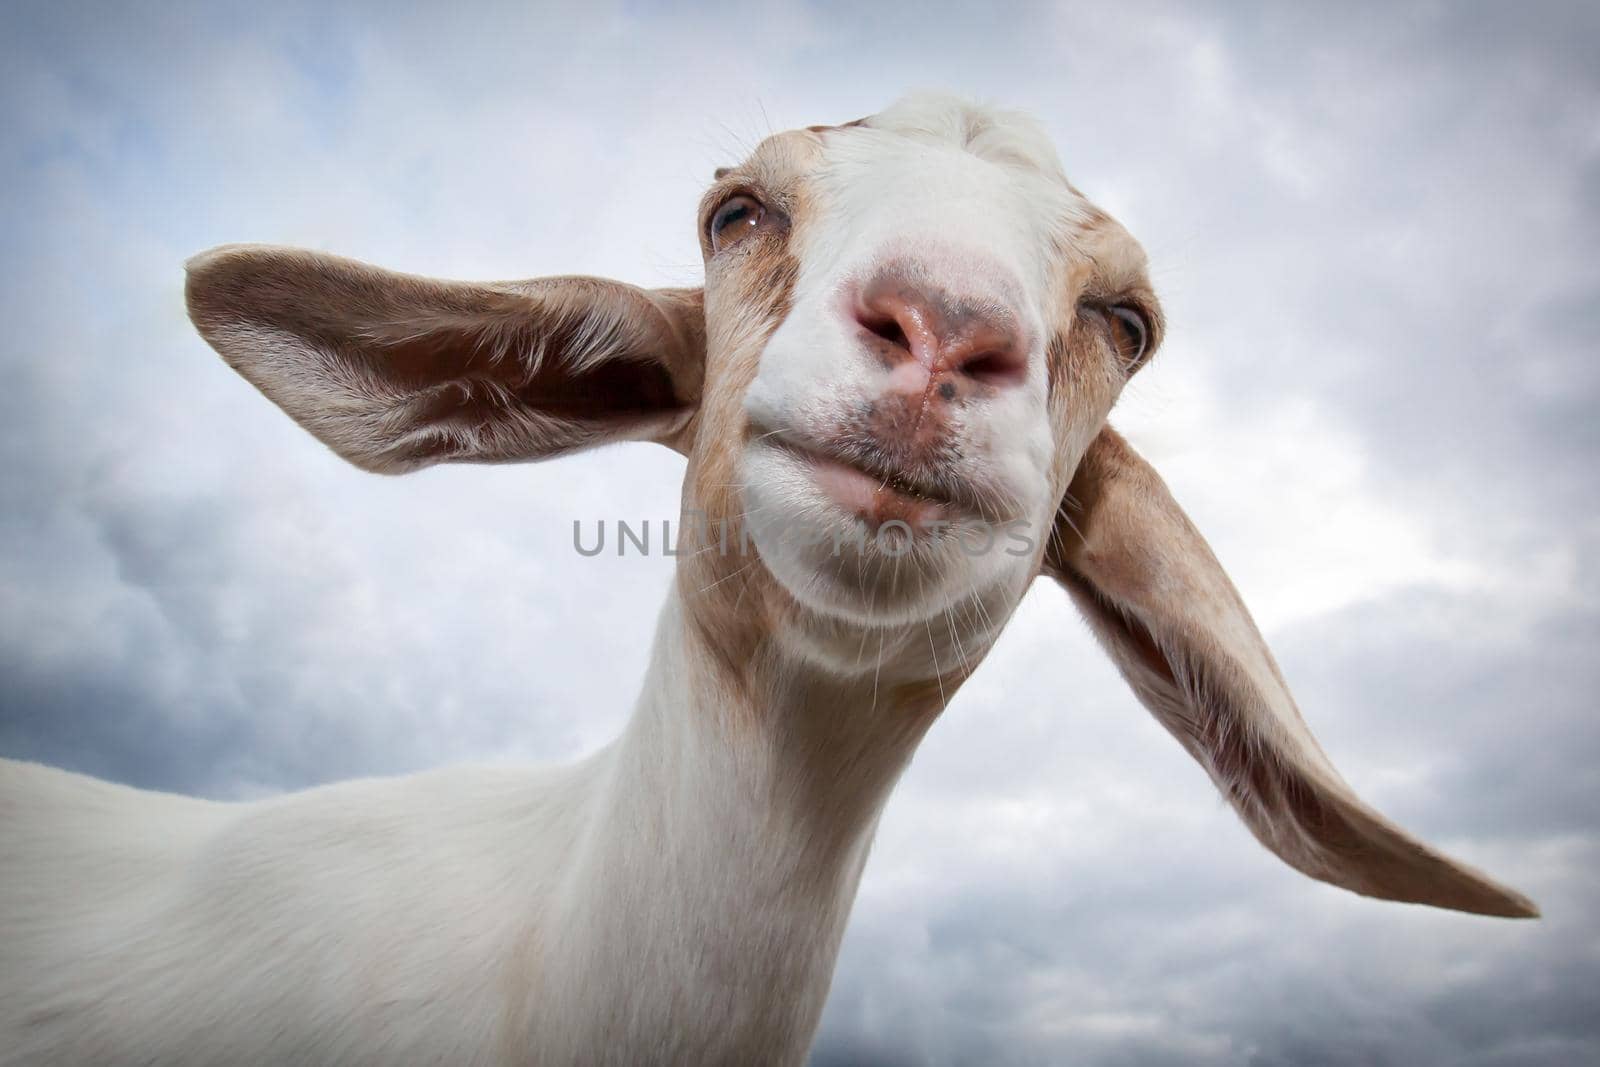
left=854, top=275, right=1027, bottom=391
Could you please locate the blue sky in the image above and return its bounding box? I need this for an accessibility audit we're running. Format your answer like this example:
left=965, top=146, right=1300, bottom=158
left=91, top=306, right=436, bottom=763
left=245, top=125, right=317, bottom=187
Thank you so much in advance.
left=3, top=2, right=1598, bottom=1063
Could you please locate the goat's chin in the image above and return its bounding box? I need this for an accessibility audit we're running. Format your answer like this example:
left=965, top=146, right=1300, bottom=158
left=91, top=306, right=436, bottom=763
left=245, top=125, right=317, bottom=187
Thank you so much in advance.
left=740, top=513, right=1013, bottom=629
left=738, top=442, right=1037, bottom=627
left=779, top=545, right=985, bottom=627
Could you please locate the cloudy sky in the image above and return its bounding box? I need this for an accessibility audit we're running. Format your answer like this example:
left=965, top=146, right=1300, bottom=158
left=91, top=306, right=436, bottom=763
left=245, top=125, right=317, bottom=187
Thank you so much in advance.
left=3, top=1, right=1597, bottom=1062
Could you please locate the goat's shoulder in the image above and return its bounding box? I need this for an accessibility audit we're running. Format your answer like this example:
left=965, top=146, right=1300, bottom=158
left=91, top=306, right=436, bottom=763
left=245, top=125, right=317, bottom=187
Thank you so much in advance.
left=0, top=754, right=614, bottom=1064
left=0, top=758, right=227, bottom=912
left=193, top=760, right=605, bottom=904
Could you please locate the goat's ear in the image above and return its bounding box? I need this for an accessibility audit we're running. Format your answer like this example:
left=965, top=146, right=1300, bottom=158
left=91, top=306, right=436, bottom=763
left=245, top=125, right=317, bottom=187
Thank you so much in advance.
left=1042, top=426, right=1538, bottom=919
left=185, top=245, right=705, bottom=473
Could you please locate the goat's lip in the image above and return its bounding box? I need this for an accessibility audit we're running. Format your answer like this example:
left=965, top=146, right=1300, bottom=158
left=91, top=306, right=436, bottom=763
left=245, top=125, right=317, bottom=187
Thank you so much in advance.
left=749, top=426, right=978, bottom=525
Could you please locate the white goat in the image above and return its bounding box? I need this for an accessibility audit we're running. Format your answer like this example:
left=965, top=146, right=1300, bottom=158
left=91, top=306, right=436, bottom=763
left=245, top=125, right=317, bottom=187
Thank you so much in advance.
left=0, top=94, right=1536, bottom=1066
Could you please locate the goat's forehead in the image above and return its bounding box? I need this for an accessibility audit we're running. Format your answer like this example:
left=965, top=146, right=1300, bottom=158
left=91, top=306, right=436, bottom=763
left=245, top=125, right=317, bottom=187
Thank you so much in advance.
left=722, top=96, right=1065, bottom=186
left=704, top=96, right=1155, bottom=313
left=729, top=98, right=1131, bottom=249
left=860, top=94, right=1068, bottom=177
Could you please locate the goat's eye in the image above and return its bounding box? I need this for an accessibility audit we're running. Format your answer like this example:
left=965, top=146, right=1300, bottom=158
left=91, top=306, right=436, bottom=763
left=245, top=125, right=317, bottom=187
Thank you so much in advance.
left=1105, top=305, right=1150, bottom=370
left=709, top=195, right=766, bottom=252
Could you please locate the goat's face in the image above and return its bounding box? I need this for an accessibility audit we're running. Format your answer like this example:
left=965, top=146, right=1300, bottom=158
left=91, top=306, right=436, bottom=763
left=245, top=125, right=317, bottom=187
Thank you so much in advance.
left=683, top=96, right=1161, bottom=633
left=181, top=94, right=1158, bottom=656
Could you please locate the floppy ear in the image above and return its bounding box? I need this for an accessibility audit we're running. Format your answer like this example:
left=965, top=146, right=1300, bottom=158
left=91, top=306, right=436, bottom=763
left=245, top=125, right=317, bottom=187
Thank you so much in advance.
left=1044, top=426, right=1537, bottom=918
left=186, top=245, right=704, bottom=472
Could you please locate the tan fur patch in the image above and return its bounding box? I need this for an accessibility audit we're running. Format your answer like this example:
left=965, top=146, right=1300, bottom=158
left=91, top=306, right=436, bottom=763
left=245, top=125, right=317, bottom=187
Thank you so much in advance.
left=185, top=247, right=705, bottom=474
left=676, top=147, right=813, bottom=685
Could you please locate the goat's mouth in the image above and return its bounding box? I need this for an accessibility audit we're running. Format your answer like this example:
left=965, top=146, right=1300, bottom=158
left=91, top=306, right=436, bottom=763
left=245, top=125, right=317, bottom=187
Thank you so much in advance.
left=750, top=424, right=982, bottom=529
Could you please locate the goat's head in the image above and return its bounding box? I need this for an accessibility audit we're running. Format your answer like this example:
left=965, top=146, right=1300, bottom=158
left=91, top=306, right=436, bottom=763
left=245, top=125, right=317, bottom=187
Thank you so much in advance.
left=186, top=93, right=1537, bottom=919
left=691, top=97, right=1158, bottom=644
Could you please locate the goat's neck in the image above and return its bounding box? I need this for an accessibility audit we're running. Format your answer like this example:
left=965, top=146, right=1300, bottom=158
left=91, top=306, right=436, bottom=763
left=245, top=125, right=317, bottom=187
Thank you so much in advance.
left=546, top=585, right=966, bottom=1062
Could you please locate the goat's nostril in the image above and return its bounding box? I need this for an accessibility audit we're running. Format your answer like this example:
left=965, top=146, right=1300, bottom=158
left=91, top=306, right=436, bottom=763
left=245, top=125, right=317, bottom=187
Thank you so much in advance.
left=958, top=348, right=1027, bottom=387
left=861, top=313, right=909, bottom=352
left=854, top=274, right=1026, bottom=389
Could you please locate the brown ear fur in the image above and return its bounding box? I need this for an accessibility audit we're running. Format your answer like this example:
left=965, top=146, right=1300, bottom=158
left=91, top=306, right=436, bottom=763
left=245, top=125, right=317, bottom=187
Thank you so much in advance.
left=1043, top=426, right=1537, bottom=918
left=186, top=245, right=704, bottom=473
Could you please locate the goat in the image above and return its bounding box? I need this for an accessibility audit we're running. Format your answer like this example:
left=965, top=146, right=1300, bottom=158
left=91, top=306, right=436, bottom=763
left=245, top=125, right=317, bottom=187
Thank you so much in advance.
left=0, top=93, right=1537, bottom=1066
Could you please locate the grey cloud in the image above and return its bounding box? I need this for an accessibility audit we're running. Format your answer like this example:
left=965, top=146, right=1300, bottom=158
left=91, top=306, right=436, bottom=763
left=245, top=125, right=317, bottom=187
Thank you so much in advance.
left=1275, top=586, right=1600, bottom=840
